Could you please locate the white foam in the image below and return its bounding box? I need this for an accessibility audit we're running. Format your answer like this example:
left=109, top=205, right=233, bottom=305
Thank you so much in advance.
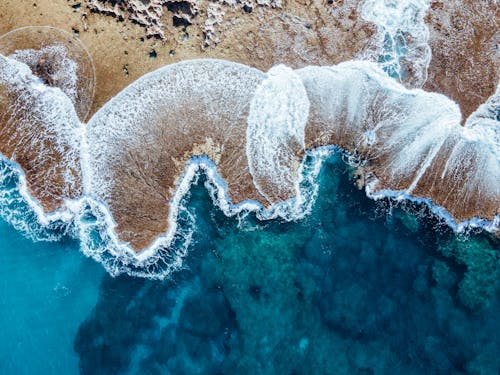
left=9, top=45, right=79, bottom=104
left=0, top=26, right=97, bottom=121
left=246, top=65, right=310, bottom=204
left=366, top=180, right=500, bottom=235
left=0, top=156, right=76, bottom=239
left=360, top=0, right=431, bottom=87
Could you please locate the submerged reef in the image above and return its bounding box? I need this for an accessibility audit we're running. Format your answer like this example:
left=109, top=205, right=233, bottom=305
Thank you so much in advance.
left=439, top=237, right=500, bottom=310
left=73, top=161, right=500, bottom=374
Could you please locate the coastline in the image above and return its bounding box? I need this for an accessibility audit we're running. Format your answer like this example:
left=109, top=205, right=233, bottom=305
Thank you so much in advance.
left=3, top=3, right=500, bottom=373
left=0, top=0, right=498, bottom=271
left=0, top=142, right=498, bottom=279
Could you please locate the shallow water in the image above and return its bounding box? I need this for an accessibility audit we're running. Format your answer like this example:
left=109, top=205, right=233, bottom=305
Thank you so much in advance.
left=0, top=222, right=103, bottom=374
left=1, top=153, right=499, bottom=374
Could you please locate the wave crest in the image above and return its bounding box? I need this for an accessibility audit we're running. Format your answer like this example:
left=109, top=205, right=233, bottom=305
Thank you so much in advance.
left=0, top=26, right=498, bottom=278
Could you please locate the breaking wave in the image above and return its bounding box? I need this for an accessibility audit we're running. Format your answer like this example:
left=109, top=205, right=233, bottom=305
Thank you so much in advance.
left=0, top=25, right=498, bottom=279
left=360, top=0, right=431, bottom=87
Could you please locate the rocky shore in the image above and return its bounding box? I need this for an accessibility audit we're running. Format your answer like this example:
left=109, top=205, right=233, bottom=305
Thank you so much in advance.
left=0, top=0, right=498, bottom=252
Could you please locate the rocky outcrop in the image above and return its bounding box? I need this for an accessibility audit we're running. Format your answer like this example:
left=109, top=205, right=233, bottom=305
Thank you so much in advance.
left=424, top=0, right=499, bottom=121
left=85, top=0, right=200, bottom=40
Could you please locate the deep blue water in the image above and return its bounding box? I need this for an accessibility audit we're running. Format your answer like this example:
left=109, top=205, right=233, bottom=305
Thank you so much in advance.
left=0, top=153, right=499, bottom=374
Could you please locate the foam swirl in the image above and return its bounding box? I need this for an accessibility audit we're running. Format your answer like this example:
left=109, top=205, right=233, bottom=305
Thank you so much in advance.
left=0, top=27, right=498, bottom=278
left=246, top=65, right=310, bottom=204
left=360, top=0, right=431, bottom=87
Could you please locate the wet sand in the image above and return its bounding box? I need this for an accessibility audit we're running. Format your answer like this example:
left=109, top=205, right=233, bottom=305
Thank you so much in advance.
left=0, top=0, right=376, bottom=117
left=0, top=0, right=498, bottom=251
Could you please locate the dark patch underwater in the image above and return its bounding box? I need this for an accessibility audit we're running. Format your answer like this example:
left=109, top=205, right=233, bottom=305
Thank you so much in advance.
left=72, top=154, right=500, bottom=375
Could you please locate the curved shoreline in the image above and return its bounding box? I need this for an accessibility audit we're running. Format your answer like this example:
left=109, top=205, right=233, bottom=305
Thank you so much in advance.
left=1, top=55, right=499, bottom=257
left=0, top=144, right=498, bottom=279
left=79, top=59, right=498, bottom=252
left=0, top=23, right=498, bottom=277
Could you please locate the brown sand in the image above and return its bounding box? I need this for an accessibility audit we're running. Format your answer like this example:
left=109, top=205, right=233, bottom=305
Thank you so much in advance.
left=0, top=0, right=376, bottom=117
left=0, top=0, right=498, bottom=252
left=424, top=0, right=499, bottom=121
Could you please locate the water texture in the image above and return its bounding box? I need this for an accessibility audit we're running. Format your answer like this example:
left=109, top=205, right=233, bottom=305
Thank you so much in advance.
left=0, top=1, right=498, bottom=372
left=1, top=153, right=499, bottom=374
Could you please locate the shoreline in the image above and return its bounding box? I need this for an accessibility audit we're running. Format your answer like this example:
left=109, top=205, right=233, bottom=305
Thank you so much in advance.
left=0, top=1, right=498, bottom=268
left=0, top=143, right=498, bottom=279
left=1, top=53, right=499, bottom=255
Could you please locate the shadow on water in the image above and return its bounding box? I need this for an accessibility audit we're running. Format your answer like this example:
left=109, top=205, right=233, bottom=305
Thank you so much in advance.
left=74, top=153, right=500, bottom=375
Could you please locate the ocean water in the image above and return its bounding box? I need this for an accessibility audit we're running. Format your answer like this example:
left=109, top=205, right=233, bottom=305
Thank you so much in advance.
left=0, top=221, right=104, bottom=374
left=1, top=152, right=499, bottom=374
left=0, top=1, right=498, bottom=373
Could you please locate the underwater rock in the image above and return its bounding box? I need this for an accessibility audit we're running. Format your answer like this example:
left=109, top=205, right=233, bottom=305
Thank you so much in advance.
left=178, top=291, right=233, bottom=337
left=439, top=236, right=500, bottom=310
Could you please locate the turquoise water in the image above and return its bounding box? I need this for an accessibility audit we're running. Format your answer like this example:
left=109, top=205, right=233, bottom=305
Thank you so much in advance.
left=0, top=223, right=104, bottom=374
left=1, top=153, right=499, bottom=374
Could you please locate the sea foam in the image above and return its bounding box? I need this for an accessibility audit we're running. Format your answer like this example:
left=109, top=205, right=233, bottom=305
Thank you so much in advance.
left=360, top=0, right=431, bottom=87
left=0, top=26, right=498, bottom=278
left=246, top=65, right=310, bottom=204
